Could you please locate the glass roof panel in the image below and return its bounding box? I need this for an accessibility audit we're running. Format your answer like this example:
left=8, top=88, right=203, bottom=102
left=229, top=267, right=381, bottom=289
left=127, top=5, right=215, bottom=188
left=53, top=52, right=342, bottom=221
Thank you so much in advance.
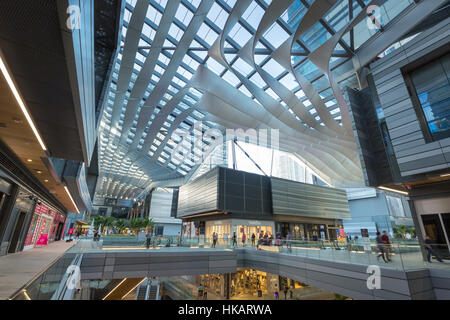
left=97, top=0, right=415, bottom=198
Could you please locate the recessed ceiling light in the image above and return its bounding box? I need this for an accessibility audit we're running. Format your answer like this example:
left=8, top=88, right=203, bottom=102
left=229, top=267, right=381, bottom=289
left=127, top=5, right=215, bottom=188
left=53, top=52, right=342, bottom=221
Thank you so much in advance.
left=36, top=170, right=42, bottom=174
left=13, top=117, right=23, bottom=124
left=27, top=159, right=32, bottom=162
left=44, top=179, right=49, bottom=182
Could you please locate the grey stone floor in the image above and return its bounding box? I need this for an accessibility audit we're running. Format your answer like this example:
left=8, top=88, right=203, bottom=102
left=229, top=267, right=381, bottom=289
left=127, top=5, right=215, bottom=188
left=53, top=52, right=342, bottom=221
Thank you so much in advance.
left=0, top=241, right=74, bottom=300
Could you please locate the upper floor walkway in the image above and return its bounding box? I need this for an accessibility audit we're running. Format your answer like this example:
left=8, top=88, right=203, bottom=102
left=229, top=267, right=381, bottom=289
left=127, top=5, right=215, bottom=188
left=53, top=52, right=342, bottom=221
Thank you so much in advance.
left=5, top=236, right=450, bottom=300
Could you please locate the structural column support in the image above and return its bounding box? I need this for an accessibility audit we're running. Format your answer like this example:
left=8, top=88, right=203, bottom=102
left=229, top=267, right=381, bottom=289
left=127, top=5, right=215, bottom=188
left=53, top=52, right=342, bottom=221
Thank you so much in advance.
left=0, top=185, right=19, bottom=256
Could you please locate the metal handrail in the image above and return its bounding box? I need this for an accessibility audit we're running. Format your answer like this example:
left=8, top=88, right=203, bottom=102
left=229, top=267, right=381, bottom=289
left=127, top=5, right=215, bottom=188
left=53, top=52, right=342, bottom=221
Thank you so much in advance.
left=51, top=253, right=83, bottom=300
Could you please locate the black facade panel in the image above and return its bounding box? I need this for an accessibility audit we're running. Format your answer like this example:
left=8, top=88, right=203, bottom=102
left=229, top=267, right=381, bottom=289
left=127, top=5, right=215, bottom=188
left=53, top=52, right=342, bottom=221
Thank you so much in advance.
left=177, top=167, right=273, bottom=218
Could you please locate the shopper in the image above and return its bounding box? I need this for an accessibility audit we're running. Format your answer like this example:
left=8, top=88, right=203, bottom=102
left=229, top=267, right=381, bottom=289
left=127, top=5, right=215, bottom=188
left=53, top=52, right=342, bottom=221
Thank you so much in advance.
left=241, top=233, right=246, bottom=247
left=381, top=231, right=392, bottom=262
left=177, top=232, right=181, bottom=246
left=286, top=231, right=292, bottom=252
left=212, top=232, right=217, bottom=248
left=232, top=232, right=237, bottom=247
left=425, top=235, right=444, bottom=263
left=376, top=232, right=387, bottom=263
left=251, top=233, right=256, bottom=246
left=145, top=230, right=152, bottom=249
left=198, top=283, right=204, bottom=299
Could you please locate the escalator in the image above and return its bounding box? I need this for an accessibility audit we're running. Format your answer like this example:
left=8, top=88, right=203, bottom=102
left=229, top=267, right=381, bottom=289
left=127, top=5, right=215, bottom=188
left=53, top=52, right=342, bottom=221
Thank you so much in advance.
left=147, top=284, right=159, bottom=300
left=135, top=282, right=148, bottom=300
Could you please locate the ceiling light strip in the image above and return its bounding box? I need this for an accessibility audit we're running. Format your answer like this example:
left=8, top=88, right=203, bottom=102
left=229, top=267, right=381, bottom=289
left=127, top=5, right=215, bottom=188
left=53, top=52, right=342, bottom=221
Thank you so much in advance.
left=64, top=186, right=80, bottom=213
left=102, top=278, right=127, bottom=300
left=378, top=186, right=409, bottom=196
left=0, top=55, right=47, bottom=151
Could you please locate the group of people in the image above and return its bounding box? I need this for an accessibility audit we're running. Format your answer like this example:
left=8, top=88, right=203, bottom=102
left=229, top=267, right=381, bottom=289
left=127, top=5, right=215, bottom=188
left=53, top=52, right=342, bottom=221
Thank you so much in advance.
left=211, top=231, right=275, bottom=248
left=375, top=231, right=392, bottom=263
left=210, top=231, right=296, bottom=250
left=376, top=231, right=446, bottom=264
left=145, top=231, right=182, bottom=249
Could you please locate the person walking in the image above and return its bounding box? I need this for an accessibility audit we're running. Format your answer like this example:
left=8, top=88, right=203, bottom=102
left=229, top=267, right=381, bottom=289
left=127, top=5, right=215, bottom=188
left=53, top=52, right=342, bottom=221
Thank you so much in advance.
left=263, top=232, right=268, bottom=246
left=241, top=233, right=246, bottom=247
left=177, top=232, right=181, bottom=246
left=145, top=229, right=152, bottom=249
left=251, top=233, right=256, bottom=246
left=425, top=235, right=444, bottom=263
left=198, top=283, right=204, bottom=299
left=381, top=231, right=392, bottom=262
left=376, top=232, right=387, bottom=263
left=286, top=231, right=292, bottom=252
left=212, top=232, right=217, bottom=248
left=232, top=232, right=237, bottom=247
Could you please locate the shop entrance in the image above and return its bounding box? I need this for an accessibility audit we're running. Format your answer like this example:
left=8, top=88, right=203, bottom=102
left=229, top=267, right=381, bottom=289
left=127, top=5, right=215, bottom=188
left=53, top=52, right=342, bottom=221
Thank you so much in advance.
left=55, top=222, right=64, bottom=241
left=421, top=214, right=450, bottom=256
left=8, top=211, right=27, bottom=253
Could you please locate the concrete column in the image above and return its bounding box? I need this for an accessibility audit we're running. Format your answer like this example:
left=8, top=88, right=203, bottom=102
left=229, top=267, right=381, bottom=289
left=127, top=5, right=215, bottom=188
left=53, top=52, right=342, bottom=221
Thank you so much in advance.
left=0, top=185, right=19, bottom=256
left=224, top=273, right=230, bottom=300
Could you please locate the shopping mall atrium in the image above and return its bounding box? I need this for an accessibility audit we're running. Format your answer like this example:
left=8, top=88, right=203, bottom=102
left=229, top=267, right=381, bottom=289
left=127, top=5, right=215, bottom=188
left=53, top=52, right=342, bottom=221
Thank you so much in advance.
left=0, top=0, right=449, bottom=303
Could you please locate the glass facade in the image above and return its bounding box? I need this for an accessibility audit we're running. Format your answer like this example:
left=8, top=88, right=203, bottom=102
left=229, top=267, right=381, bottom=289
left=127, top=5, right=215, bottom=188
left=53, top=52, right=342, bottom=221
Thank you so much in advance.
left=410, top=53, right=450, bottom=141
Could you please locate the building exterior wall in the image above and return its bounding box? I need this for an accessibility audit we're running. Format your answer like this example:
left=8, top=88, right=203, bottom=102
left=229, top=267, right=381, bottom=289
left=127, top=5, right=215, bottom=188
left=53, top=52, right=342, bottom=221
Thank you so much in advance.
left=271, top=177, right=350, bottom=220
left=149, top=188, right=181, bottom=236
left=370, top=18, right=450, bottom=178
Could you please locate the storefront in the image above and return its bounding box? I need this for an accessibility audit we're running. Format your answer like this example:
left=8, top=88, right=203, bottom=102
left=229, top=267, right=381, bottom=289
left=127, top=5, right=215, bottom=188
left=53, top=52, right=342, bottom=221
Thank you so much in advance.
left=48, top=210, right=66, bottom=241
left=182, top=219, right=275, bottom=243
left=161, top=268, right=338, bottom=300
left=275, top=219, right=345, bottom=241
left=206, top=219, right=274, bottom=243
left=23, top=202, right=64, bottom=250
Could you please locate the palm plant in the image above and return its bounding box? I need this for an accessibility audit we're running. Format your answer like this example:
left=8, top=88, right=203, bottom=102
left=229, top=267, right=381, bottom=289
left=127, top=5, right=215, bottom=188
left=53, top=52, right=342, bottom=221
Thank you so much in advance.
left=142, top=217, right=155, bottom=233
left=394, top=225, right=407, bottom=239
left=128, top=218, right=143, bottom=235
left=103, top=217, right=116, bottom=234
left=92, top=215, right=105, bottom=229
left=114, top=219, right=129, bottom=234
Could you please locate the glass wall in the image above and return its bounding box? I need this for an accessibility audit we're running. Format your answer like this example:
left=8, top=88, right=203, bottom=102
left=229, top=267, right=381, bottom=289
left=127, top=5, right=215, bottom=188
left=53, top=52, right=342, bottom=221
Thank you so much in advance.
left=410, top=53, right=450, bottom=141
left=275, top=222, right=343, bottom=241
left=386, top=195, right=406, bottom=218
left=205, top=219, right=274, bottom=244
left=226, top=141, right=328, bottom=186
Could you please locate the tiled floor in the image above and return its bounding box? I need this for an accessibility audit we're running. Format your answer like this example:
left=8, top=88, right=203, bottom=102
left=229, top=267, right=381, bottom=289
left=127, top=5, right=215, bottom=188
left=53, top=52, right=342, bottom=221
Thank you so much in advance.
left=0, top=241, right=74, bottom=300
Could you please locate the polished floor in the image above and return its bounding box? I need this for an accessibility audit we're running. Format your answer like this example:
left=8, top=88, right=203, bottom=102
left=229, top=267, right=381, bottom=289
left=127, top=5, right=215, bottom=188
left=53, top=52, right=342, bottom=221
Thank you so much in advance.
left=0, top=241, right=74, bottom=300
